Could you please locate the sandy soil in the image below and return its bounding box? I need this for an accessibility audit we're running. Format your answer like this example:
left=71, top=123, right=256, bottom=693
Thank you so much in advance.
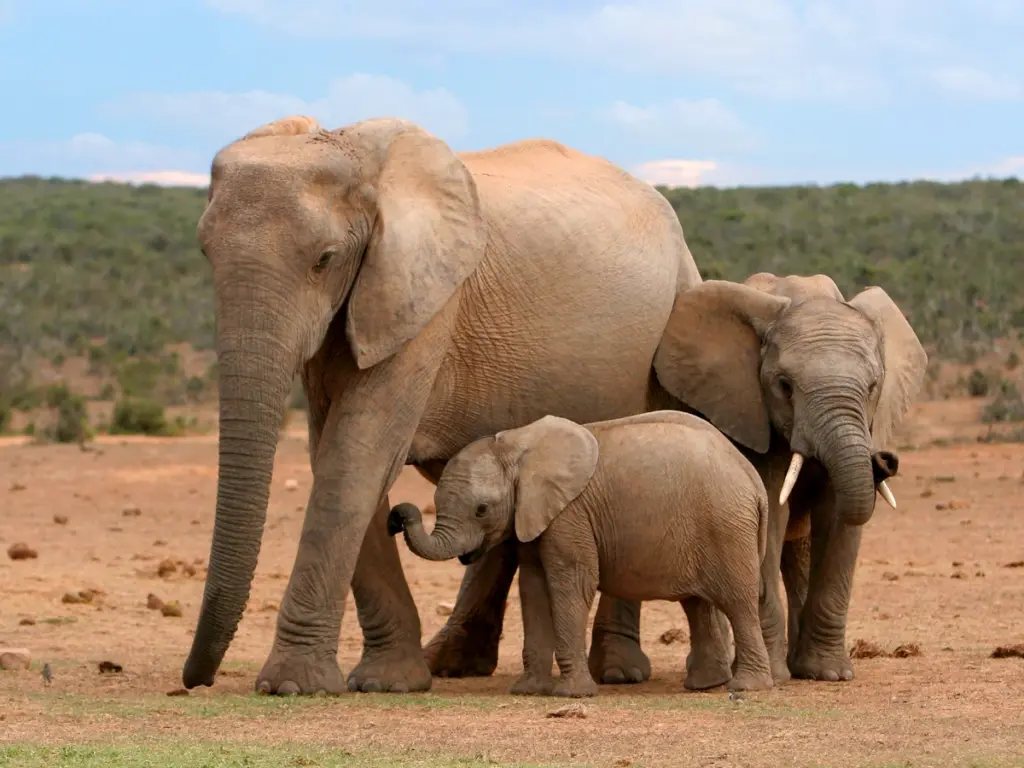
left=2, top=409, right=1024, bottom=767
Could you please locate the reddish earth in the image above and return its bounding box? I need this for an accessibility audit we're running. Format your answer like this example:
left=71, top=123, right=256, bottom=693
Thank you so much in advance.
left=1, top=402, right=1023, bottom=767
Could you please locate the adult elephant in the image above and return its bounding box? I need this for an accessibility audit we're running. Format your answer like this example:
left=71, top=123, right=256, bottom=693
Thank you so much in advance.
left=429, top=272, right=926, bottom=687
left=180, top=114, right=701, bottom=695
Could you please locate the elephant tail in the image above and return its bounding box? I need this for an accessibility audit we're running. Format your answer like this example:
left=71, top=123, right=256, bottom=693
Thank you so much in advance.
left=755, top=487, right=769, bottom=566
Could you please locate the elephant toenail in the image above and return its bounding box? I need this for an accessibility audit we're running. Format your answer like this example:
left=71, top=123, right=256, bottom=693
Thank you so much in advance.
left=347, top=677, right=360, bottom=692
left=277, top=681, right=300, bottom=695
left=389, top=682, right=409, bottom=694
left=361, top=679, right=383, bottom=693
left=256, top=680, right=272, bottom=695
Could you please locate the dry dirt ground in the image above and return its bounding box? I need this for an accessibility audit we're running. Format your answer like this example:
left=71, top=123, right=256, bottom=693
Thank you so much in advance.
left=2, top=400, right=1024, bottom=767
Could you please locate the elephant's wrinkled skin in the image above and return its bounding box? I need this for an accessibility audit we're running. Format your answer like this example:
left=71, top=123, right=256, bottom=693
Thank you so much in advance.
left=447, top=272, right=925, bottom=689
left=181, top=114, right=701, bottom=695
left=390, top=412, right=775, bottom=696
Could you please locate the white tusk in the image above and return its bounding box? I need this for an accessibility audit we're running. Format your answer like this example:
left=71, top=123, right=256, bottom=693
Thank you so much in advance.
left=877, top=480, right=897, bottom=509
left=778, top=453, right=805, bottom=506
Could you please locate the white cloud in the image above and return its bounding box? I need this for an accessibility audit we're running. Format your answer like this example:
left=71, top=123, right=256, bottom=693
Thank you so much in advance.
left=0, top=133, right=205, bottom=182
left=922, top=155, right=1024, bottom=182
left=928, top=67, right=1021, bottom=101
left=633, top=159, right=720, bottom=187
left=109, top=74, right=469, bottom=144
left=88, top=170, right=211, bottom=187
left=600, top=98, right=758, bottom=153
left=203, top=0, right=1022, bottom=104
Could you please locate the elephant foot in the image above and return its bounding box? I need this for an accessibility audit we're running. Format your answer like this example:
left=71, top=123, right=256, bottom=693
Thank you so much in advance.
left=789, top=644, right=854, bottom=682
left=510, top=674, right=555, bottom=696
left=552, top=672, right=598, bottom=698
left=727, top=667, right=774, bottom=692
left=347, top=643, right=433, bottom=693
left=423, top=622, right=500, bottom=678
left=770, top=656, right=792, bottom=684
left=684, top=651, right=732, bottom=691
left=587, top=630, right=651, bottom=685
left=255, top=648, right=346, bottom=696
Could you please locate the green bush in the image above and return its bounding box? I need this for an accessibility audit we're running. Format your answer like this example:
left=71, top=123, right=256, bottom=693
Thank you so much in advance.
left=983, top=381, right=1024, bottom=424
left=38, top=384, right=91, bottom=444
left=110, top=397, right=169, bottom=436
left=966, top=369, right=990, bottom=397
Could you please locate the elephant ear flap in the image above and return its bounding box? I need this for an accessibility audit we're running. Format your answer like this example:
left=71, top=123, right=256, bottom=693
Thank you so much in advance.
left=848, top=286, right=928, bottom=450
left=654, top=281, right=789, bottom=453
left=500, top=416, right=600, bottom=543
left=345, top=119, right=486, bottom=370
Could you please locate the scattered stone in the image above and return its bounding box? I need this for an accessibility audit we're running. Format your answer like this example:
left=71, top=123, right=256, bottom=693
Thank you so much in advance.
left=146, top=594, right=165, bottom=611
left=991, top=644, right=1024, bottom=659
left=975, top=570, right=986, bottom=577
left=19, top=618, right=36, bottom=626
left=161, top=600, right=183, bottom=618
left=182, top=563, right=197, bottom=577
left=166, top=688, right=189, bottom=696
left=107, top=526, right=123, bottom=533
left=849, top=639, right=886, bottom=659
left=951, top=571, right=967, bottom=580
left=122, top=506, right=141, bottom=517
left=546, top=702, right=588, bottom=719
left=53, top=515, right=68, bottom=525
left=891, top=643, right=922, bottom=658
left=882, top=571, right=899, bottom=582
left=261, top=600, right=280, bottom=612
left=436, top=602, right=455, bottom=616
left=952, top=560, right=963, bottom=567
left=157, top=558, right=177, bottom=578
left=284, top=479, right=299, bottom=491
left=615, top=760, right=633, bottom=767
left=1004, top=561, right=1024, bottom=569
left=62, top=591, right=92, bottom=605
left=8, top=481, right=26, bottom=492
left=7, top=543, right=38, bottom=560
left=658, top=627, right=687, bottom=645
left=0, top=648, right=31, bottom=670
left=153, top=540, right=167, bottom=547
left=919, top=488, right=933, bottom=498
left=97, top=660, right=123, bottom=674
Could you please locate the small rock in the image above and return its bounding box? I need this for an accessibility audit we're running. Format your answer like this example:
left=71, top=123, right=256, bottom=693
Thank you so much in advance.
left=19, top=618, right=36, bottom=626
left=153, top=539, right=167, bottom=547
left=182, top=563, right=197, bottom=577
left=658, top=627, right=687, bottom=645
left=8, top=481, right=26, bottom=492
left=891, top=643, right=921, bottom=658
left=261, top=600, right=279, bottom=612
left=1003, top=561, right=1024, bottom=569
left=161, top=600, right=183, bottom=618
left=284, top=479, right=299, bottom=491
left=53, top=514, right=68, bottom=525
left=919, top=488, right=933, bottom=498
left=991, top=644, right=1024, bottom=659
left=0, top=648, right=31, bottom=670
left=882, top=571, right=899, bottom=581
left=146, top=593, right=165, bottom=611
left=121, top=506, right=141, bottom=517
left=7, top=542, right=38, bottom=560
left=166, top=688, right=189, bottom=696
left=547, top=702, right=588, bottom=719
left=62, top=591, right=90, bottom=604
left=952, top=560, right=963, bottom=567
left=107, top=526, right=123, bottom=533
left=436, top=602, right=455, bottom=616
left=849, top=639, right=886, bottom=659
left=157, top=558, right=177, bottom=578
left=97, top=660, right=123, bottom=674
left=951, top=571, right=966, bottom=580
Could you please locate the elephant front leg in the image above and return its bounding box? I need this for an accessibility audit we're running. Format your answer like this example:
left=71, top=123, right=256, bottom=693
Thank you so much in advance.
left=346, top=498, right=432, bottom=693
left=423, top=539, right=518, bottom=678
left=510, top=545, right=555, bottom=695
left=758, top=506, right=791, bottom=684
left=780, top=534, right=810, bottom=669
left=789, top=507, right=862, bottom=682
left=587, top=595, right=652, bottom=684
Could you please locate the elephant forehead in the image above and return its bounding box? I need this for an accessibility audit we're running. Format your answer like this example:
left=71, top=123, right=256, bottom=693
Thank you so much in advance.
left=443, top=450, right=504, bottom=493
left=213, top=135, right=361, bottom=196
left=775, top=299, right=877, bottom=343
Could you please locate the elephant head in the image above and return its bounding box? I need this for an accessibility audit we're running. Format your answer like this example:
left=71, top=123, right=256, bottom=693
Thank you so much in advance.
left=183, top=115, right=485, bottom=687
left=388, top=415, right=599, bottom=562
left=654, top=273, right=926, bottom=527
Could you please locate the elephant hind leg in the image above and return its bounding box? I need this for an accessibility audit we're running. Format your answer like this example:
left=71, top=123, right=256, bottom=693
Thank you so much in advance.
left=588, top=595, right=651, bottom=685
left=681, top=598, right=733, bottom=691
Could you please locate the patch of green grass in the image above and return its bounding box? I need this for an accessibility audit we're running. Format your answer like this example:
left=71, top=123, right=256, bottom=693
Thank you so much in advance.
left=0, top=743, right=557, bottom=768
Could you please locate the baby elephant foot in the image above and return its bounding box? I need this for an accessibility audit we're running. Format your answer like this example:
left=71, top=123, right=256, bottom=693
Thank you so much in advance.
left=552, top=671, right=598, bottom=698
left=587, top=631, right=651, bottom=685
left=423, top=623, right=500, bottom=678
left=346, top=643, right=433, bottom=693
left=683, top=652, right=732, bottom=691
left=510, top=674, right=555, bottom=696
left=789, top=644, right=854, bottom=682
left=256, top=649, right=346, bottom=696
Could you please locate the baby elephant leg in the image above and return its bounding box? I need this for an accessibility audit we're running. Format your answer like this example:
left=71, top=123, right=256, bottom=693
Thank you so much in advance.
left=681, top=599, right=734, bottom=690
left=539, top=538, right=599, bottom=698
left=511, top=546, right=555, bottom=696
left=716, top=566, right=774, bottom=692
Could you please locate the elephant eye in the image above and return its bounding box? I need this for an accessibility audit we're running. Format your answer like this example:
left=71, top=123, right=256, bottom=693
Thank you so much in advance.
left=778, top=377, right=793, bottom=399
left=313, top=250, right=334, bottom=273
left=475, top=504, right=488, bottom=518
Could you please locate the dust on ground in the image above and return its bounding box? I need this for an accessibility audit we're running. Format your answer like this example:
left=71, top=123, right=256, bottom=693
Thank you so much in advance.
left=2, top=408, right=1024, bottom=767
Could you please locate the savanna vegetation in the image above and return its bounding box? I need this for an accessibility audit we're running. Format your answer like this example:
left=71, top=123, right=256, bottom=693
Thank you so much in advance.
left=1, top=174, right=1022, bottom=439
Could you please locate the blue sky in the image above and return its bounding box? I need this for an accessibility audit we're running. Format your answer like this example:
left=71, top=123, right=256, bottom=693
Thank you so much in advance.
left=1, top=0, right=1021, bottom=188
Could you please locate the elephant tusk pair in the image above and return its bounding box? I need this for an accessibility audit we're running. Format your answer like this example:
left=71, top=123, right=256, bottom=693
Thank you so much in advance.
left=777, top=452, right=897, bottom=510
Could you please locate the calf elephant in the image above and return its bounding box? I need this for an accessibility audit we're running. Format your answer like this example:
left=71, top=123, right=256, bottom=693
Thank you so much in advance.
left=432, top=272, right=926, bottom=688
left=180, top=114, right=702, bottom=695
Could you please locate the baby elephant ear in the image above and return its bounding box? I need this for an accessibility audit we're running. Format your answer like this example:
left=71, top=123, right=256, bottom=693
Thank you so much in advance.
left=498, top=416, right=600, bottom=543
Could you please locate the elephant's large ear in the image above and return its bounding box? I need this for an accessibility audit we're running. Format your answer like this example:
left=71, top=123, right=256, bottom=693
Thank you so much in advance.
left=654, top=280, right=790, bottom=453
left=745, top=272, right=845, bottom=302
left=848, top=287, right=928, bottom=450
left=345, top=119, right=485, bottom=370
left=498, top=416, right=599, bottom=543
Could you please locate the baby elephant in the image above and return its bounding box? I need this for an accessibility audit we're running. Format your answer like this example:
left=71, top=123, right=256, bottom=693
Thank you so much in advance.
left=390, top=410, right=774, bottom=696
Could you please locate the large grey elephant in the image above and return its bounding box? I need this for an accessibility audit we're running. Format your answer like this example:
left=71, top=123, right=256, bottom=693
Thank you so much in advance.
left=432, top=272, right=926, bottom=687
left=180, top=114, right=703, bottom=695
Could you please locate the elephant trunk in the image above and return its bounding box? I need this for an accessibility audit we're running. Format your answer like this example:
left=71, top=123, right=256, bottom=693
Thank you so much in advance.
left=389, top=503, right=481, bottom=562
left=810, top=405, right=877, bottom=527
left=182, top=303, right=296, bottom=689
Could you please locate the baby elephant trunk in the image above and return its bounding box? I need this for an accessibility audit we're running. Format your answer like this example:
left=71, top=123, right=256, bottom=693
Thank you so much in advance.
left=387, top=503, right=475, bottom=562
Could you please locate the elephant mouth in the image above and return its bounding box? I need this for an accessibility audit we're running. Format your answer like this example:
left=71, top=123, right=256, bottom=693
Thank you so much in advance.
left=458, top=546, right=486, bottom=566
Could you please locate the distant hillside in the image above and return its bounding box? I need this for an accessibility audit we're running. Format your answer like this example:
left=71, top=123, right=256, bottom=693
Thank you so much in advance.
left=1, top=175, right=1022, bottom=416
